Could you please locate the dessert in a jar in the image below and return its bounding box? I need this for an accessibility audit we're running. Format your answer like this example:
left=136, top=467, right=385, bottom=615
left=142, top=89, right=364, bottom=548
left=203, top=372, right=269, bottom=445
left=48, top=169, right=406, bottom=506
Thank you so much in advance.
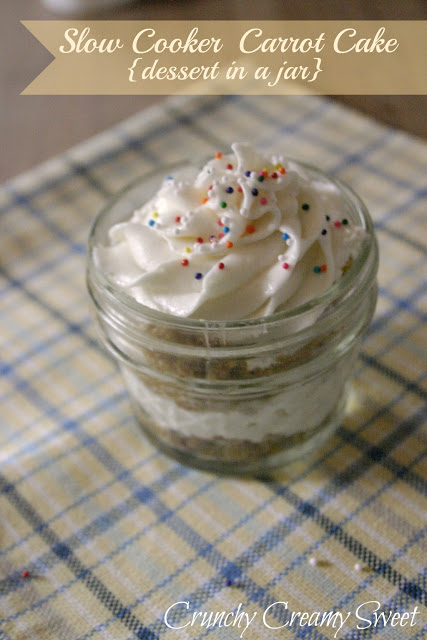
left=87, top=143, right=378, bottom=474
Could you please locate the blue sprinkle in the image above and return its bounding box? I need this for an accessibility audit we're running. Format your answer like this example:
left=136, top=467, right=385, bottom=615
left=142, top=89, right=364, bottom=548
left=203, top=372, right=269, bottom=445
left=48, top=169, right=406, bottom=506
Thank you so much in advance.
left=252, top=188, right=258, bottom=196
left=195, top=272, right=203, bottom=280
left=225, top=186, right=234, bottom=194
left=326, top=215, right=331, bottom=221
left=282, top=233, right=290, bottom=241
left=245, top=170, right=251, bottom=177
left=148, top=220, right=155, bottom=227
left=313, top=266, right=321, bottom=273
left=223, top=226, right=230, bottom=233
left=166, top=176, right=173, bottom=180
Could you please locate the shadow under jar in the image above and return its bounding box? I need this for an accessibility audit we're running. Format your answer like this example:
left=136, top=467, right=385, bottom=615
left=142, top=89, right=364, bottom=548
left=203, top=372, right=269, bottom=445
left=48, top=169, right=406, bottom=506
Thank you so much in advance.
left=87, top=162, right=378, bottom=475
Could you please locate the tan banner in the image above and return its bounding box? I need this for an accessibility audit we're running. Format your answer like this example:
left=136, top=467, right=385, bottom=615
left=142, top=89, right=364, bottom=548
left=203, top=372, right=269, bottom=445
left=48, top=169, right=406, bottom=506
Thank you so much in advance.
left=21, top=21, right=426, bottom=95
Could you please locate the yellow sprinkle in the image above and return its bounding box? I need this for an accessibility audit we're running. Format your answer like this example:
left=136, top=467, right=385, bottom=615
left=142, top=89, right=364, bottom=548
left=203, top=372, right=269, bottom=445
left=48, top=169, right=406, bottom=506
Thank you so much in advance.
left=185, top=247, right=191, bottom=253
left=152, top=212, right=159, bottom=218
left=262, top=167, right=268, bottom=172
left=274, top=163, right=282, bottom=169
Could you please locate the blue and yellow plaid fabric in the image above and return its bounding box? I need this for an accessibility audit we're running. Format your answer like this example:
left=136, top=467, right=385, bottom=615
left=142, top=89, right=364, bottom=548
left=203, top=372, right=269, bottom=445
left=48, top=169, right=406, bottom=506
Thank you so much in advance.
left=0, top=95, right=426, bottom=639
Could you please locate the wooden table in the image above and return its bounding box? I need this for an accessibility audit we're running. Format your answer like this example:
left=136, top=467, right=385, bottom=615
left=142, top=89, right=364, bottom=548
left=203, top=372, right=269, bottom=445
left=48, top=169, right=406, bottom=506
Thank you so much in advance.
left=1, top=0, right=425, bottom=181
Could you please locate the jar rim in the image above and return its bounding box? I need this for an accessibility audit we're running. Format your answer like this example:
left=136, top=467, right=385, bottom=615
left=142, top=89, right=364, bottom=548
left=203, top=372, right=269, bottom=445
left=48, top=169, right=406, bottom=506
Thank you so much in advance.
left=87, top=157, right=378, bottom=332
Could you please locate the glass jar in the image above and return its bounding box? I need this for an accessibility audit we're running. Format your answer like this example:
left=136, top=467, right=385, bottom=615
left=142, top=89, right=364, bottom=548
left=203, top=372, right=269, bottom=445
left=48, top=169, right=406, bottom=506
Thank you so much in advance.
left=86, top=162, right=378, bottom=475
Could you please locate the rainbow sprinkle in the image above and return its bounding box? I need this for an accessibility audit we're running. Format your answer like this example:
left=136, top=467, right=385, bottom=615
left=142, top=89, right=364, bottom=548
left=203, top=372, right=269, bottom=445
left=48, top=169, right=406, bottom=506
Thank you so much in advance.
left=313, top=264, right=327, bottom=273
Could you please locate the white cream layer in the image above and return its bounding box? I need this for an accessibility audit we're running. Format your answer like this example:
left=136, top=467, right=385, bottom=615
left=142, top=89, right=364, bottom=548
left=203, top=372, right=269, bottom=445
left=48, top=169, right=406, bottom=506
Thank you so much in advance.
left=95, top=143, right=364, bottom=320
left=122, top=354, right=354, bottom=442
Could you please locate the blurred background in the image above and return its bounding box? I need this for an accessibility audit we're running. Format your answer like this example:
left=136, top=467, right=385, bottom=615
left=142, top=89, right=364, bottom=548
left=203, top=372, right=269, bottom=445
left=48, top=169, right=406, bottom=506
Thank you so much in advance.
left=1, top=0, right=425, bottom=182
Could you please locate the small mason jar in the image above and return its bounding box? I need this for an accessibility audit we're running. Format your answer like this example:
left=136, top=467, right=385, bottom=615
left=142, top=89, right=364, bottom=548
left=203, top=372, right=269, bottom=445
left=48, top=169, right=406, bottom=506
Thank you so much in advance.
left=87, top=162, right=378, bottom=474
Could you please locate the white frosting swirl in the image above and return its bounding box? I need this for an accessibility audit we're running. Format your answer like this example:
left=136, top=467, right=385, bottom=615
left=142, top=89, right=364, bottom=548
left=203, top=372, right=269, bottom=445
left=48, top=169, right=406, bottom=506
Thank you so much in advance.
left=95, top=143, right=364, bottom=320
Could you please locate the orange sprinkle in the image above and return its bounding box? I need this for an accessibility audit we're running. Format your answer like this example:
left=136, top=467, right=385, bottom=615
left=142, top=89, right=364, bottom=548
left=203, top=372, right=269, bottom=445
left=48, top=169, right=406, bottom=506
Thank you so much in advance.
left=201, top=197, right=208, bottom=204
left=246, top=224, right=256, bottom=234
left=215, top=152, right=222, bottom=159
left=279, top=167, right=286, bottom=175
left=226, top=241, right=233, bottom=248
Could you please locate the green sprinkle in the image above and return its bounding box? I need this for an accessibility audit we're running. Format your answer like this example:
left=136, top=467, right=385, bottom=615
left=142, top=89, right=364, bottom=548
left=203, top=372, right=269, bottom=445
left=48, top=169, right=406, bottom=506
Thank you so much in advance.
left=258, top=175, right=264, bottom=182
left=313, top=266, right=321, bottom=273
left=302, top=203, right=310, bottom=211
left=220, top=201, right=227, bottom=208
left=342, top=218, right=348, bottom=225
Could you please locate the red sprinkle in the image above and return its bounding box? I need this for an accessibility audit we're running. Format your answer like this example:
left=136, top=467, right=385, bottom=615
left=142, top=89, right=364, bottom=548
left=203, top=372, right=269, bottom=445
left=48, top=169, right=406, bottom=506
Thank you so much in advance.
left=246, top=224, right=256, bottom=234
left=226, top=163, right=233, bottom=170
left=196, top=237, right=203, bottom=243
left=237, top=186, right=243, bottom=193
left=218, top=232, right=225, bottom=239
left=271, top=172, right=278, bottom=179
left=181, top=259, right=189, bottom=266
left=260, top=197, right=267, bottom=205
left=334, top=221, right=342, bottom=228
left=279, top=167, right=286, bottom=175
left=215, top=152, right=222, bottom=159
left=218, top=262, right=225, bottom=269
left=175, top=216, right=181, bottom=223
left=217, top=219, right=223, bottom=226
left=320, top=264, right=327, bottom=272
left=282, top=262, right=290, bottom=270
left=22, top=570, right=30, bottom=579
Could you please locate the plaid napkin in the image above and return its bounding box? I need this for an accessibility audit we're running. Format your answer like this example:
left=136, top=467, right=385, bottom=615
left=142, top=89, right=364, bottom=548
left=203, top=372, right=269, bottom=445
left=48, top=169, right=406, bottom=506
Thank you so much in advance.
left=0, top=95, right=426, bottom=640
